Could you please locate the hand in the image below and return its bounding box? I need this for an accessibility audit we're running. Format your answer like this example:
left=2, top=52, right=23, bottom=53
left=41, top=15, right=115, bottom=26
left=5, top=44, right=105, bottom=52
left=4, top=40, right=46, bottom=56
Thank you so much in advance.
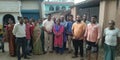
left=49, top=31, right=52, bottom=34
left=46, top=31, right=49, bottom=33
left=95, top=41, right=98, bottom=45
left=47, top=31, right=51, bottom=34
left=84, top=36, right=86, bottom=40
left=70, top=33, right=73, bottom=36
left=95, top=38, right=100, bottom=45
left=75, top=37, right=79, bottom=40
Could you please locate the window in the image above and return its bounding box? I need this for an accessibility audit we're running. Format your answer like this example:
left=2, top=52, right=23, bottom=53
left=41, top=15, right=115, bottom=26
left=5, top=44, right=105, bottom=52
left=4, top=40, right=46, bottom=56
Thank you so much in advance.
left=49, top=6, right=54, bottom=11
left=62, top=6, right=66, bottom=10
left=56, top=6, right=60, bottom=11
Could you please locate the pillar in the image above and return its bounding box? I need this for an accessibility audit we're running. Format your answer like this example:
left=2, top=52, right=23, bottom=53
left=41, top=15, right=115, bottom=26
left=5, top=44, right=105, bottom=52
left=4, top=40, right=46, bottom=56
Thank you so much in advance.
left=99, top=0, right=118, bottom=46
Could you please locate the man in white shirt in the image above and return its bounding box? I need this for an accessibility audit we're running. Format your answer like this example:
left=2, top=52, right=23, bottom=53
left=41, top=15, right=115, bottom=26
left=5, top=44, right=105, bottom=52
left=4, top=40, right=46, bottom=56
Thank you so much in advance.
left=42, top=14, right=54, bottom=53
left=13, top=17, right=29, bottom=60
left=104, top=20, right=120, bottom=60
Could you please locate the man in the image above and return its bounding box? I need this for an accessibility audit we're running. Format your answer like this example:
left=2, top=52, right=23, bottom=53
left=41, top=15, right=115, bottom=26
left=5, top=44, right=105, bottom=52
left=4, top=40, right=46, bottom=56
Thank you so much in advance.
left=103, top=20, right=120, bottom=60
left=82, top=14, right=90, bottom=56
left=13, top=17, right=29, bottom=60
left=60, top=15, right=68, bottom=52
left=66, top=15, right=74, bottom=53
left=84, top=16, right=101, bottom=60
left=29, top=19, right=34, bottom=52
left=42, top=14, right=54, bottom=53
left=82, top=14, right=90, bottom=24
left=24, top=17, right=31, bottom=56
left=72, top=15, right=86, bottom=59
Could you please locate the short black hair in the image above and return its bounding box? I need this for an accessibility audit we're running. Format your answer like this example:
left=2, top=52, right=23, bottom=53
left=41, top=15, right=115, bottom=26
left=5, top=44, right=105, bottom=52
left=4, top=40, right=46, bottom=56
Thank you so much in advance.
left=110, top=20, right=115, bottom=25
left=24, top=17, right=28, bottom=20
left=92, top=15, right=97, bottom=19
left=17, top=16, right=22, bottom=20
left=69, top=14, right=73, bottom=17
left=48, top=14, right=51, bottom=16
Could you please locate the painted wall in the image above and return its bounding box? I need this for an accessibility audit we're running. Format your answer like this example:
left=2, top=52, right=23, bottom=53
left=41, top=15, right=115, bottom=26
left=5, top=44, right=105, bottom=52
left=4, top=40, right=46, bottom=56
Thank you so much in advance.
left=99, top=1, right=120, bottom=30
left=0, top=1, right=21, bottom=24
left=21, top=0, right=40, bottom=20
left=44, top=3, right=72, bottom=17
left=21, top=0, right=39, bottom=10
left=71, top=7, right=76, bottom=20
left=0, top=13, right=20, bottom=24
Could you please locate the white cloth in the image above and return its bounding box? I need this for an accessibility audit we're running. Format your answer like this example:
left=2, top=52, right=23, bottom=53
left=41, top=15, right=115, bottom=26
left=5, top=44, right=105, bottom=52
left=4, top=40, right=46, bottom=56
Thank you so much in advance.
left=104, top=27, right=120, bottom=46
left=42, top=19, right=54, bottom=32
left=12, top=23, right=26, bottom=37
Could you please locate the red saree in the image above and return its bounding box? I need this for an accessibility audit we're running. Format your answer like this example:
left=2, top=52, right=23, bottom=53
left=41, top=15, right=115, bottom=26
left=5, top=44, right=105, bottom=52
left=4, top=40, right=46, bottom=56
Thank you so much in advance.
left=6, top=24, right=16, bottom=56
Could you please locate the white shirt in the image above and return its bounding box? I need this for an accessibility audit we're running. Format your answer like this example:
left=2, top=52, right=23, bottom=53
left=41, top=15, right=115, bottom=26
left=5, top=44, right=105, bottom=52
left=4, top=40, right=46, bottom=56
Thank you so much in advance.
left=104, top=27, right=120, bottom=46
left=12, top=23, right=26, bottom=37
left=42, top=19, right=54, bottom=32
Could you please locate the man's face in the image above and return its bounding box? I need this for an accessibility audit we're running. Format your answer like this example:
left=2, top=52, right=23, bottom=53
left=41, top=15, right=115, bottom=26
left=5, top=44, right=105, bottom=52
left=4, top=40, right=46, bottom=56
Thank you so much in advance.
left=60, top=16, right=64, bottom=22
left=76, top=15, right=81, bottom=21
left=83, top=15, right=87, bottom=20
left=108, top=21, right=114, bottom=28
left=69, top=16, right=73, bottom=21
left=48, top=15, right=51, bottom=20
left=91, top=17, right=96, bottom=23
left=19, top=19, right=24, bottom=24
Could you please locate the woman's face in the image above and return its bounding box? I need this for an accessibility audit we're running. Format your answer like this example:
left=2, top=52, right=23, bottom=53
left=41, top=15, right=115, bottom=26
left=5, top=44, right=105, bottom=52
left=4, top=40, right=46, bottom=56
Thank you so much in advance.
left=56, top=19, right=60, bottom=25
left=25, top=19, right=29, bottom=23
left=8, top=19, right=13, bottom=24
left=34, top=21, right=38, bottom=25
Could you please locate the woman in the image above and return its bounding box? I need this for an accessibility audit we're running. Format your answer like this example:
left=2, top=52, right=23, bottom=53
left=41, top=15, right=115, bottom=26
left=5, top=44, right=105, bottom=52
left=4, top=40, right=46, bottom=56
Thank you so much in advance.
left=53, top=18, right=64, bottom=54
left=104, top=20, right=120, bottom=60
left=6, top=18, right=16, bottom=56
left=39, top=20, right=44, bottom=53
left=33, top=21, right=43, bottom=55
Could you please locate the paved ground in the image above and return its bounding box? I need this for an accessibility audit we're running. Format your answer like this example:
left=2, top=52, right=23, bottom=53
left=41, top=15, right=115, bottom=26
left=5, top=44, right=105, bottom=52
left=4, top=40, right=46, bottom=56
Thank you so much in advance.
left=0, top=43, right=119, bottom=60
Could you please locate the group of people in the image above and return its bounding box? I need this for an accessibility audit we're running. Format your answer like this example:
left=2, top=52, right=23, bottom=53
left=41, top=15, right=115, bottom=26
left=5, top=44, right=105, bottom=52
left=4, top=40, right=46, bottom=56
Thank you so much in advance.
left=0, top=14, right=120, bottom=60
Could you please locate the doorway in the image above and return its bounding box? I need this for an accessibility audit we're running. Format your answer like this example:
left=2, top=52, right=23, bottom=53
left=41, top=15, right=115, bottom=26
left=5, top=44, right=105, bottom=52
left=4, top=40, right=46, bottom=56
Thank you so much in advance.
left=3, top=14, right=15, bottom=29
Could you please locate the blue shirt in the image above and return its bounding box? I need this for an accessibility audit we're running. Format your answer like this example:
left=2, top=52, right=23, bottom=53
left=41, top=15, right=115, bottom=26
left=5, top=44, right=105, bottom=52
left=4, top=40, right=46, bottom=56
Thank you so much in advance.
left=60, top=21, right=67, bottom=28
left=66, top=21, right=74, bottom=34
left=60, top=21, right=68, bottom=42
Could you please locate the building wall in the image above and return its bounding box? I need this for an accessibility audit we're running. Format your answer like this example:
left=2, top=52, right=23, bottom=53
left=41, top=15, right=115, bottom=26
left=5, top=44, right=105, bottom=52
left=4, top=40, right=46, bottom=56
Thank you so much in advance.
left=71, top=7, right=76, bottom=20
left=44, top=0, right=74, bottom=2
left=0, top=13, right=20, bottom=23
left=71, top=6, right=99, bottom=21
left=116, top=0, right=120, bottom=28
left=99, top=1, right=119, bottom=30
left=21, top=0, right=40, bottom=20
left=44, top=3, right=72, bottom=17
left=0, top=1, right=21, bottom=24
left=21, top=0, right=39, bottom=10
left=78, top=7, right=99, bottom=21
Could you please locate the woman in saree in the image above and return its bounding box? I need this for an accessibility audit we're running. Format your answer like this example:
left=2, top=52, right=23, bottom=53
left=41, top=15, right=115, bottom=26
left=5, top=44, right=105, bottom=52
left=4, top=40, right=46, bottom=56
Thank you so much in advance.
left=6, top=18, right=16, bottom=56
left=33, top=21, right=43, bottom=55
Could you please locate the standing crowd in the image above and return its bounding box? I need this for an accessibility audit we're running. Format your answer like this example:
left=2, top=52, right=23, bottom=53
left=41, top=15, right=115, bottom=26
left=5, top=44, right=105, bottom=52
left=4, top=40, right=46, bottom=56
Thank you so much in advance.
left=0, top=14, right=120, bottom=60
